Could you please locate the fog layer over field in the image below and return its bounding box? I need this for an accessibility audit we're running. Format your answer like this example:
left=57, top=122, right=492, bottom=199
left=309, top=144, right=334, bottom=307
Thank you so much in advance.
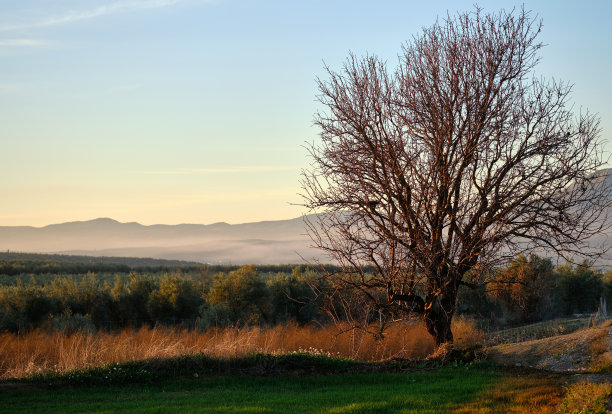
left=0, top=215, right=322, bottom=264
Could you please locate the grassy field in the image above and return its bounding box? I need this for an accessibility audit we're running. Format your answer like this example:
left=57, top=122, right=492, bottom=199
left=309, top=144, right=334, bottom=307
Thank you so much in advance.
left=0, top=365, right=564, bottom=414
left=1, top=320, right=608, bottom=413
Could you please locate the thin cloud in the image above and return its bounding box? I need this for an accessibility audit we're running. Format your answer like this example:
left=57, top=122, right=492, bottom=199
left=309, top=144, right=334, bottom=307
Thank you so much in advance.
left=0, top=0, right=202, bottom=32
left=134, top=166, right=298, bottom=175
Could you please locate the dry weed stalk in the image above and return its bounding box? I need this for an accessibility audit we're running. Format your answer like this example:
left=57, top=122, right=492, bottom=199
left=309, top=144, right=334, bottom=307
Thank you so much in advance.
left=0, top=319, right=482, bottom=378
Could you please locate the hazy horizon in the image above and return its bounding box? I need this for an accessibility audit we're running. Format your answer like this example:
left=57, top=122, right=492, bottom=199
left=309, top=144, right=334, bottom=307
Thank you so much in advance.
left=0, top=214, right=311, bottom=228
left=0, top=214, right=320, bottom=264
left=1, top=0, right=610, bottom=227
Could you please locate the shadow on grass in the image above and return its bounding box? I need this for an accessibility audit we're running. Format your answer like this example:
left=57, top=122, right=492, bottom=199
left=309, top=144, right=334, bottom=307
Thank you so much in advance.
left=1, top=352, right=433, bottom=388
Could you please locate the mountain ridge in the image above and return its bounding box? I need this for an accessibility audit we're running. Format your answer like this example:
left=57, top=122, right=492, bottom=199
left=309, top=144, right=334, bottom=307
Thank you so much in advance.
left=0, top=215, right=320, bottom=265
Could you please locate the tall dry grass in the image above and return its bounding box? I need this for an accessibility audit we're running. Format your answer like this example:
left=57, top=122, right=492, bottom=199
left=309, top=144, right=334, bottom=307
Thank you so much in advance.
left=0, top=317, right=482, bottom=379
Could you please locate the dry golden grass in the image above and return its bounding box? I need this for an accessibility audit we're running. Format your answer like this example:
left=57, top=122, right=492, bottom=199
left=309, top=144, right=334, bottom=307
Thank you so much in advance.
left=0, top=318, right=482, bottom=379
left=558, top=381, right=612, bottom=414
left=453, top=371, right=564, bottom=414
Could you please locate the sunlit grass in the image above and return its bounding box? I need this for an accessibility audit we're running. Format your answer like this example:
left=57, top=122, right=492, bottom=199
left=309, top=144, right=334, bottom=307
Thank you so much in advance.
left=454, top=371, right=564, bottom=413
left=0, top=318, right=483, bottom=379
left=558, top=381, right=612, bottom=414
left=0, top=366, right=565, bottom=414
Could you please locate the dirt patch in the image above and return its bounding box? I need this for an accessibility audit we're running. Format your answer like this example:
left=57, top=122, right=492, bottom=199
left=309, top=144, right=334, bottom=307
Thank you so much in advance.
left=487, top=323, right=612, bottom=372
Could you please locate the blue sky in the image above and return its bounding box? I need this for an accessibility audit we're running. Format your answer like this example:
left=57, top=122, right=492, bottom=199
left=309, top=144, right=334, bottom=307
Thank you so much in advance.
left=0, top=0, right=610, bottom=226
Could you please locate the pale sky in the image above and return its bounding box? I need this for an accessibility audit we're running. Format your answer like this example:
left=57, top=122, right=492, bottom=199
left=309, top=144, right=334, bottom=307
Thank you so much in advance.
left=1, top=0, right=610, bottom=226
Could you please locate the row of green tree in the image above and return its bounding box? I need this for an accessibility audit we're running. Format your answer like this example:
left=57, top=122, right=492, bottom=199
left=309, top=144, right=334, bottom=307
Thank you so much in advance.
left=0, top=256, right=609, bottom=333
left=0, top=265, right=322, bottom=333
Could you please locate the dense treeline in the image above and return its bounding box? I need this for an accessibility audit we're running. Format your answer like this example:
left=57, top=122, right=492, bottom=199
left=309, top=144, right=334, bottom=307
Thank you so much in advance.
left=0, top=251, right=200, bottom=267
left=0, top=254, right=609, bottom=334
left=0, top=252, right=341, bottom=279
left=0, top=260, right=133, bottom=276
left=0, top=264, right=325, bottom=333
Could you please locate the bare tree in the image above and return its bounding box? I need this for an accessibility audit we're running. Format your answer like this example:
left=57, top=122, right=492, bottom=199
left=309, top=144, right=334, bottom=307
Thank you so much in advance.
left=301, top=7, right=610, bottom=349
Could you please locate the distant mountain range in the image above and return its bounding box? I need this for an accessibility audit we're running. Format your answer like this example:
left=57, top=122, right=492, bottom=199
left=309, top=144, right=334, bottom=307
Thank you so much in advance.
left=0, top=216, right=323, bottom=264
left=3, top=169, right=612, bottom=266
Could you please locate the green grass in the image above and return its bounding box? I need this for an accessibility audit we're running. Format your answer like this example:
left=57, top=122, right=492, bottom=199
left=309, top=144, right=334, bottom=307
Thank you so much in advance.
left=0, top=368, right=502, bottom=414
left=0, top=353, right=566, bottom=413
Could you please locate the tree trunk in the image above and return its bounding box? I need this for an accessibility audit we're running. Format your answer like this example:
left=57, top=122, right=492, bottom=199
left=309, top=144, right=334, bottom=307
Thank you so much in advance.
left=424, top=310, right=454, bottom=349
left=424, top=292, right=457, bottom=349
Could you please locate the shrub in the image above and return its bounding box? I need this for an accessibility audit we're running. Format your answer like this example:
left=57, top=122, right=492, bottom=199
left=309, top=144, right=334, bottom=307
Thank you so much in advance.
left=147, top=274, right=204, bottom=323
left=558, top=381, right=611, bottom=414
left=207, top=265, right=271, bottom=325
left=0, top=284, right=59, bottom=332
left=48, top=273, right=113, bottom=328
left=45, top=310, right=96, bottom=335
left=267, top=268, right=318, bottom=324
left=197, top=303, right=234, bottom=329
left=452, top=316, right=485, bottom=348
left=490, top=254, right=556, bottom=324
left=119, top=273, right=157, bottom=324
left=556, top=262, right=603, bottom=316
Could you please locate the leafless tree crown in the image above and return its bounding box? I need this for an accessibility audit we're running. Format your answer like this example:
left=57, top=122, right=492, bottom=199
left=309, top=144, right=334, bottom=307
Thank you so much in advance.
left=301, top=7, right=610, bottom=346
